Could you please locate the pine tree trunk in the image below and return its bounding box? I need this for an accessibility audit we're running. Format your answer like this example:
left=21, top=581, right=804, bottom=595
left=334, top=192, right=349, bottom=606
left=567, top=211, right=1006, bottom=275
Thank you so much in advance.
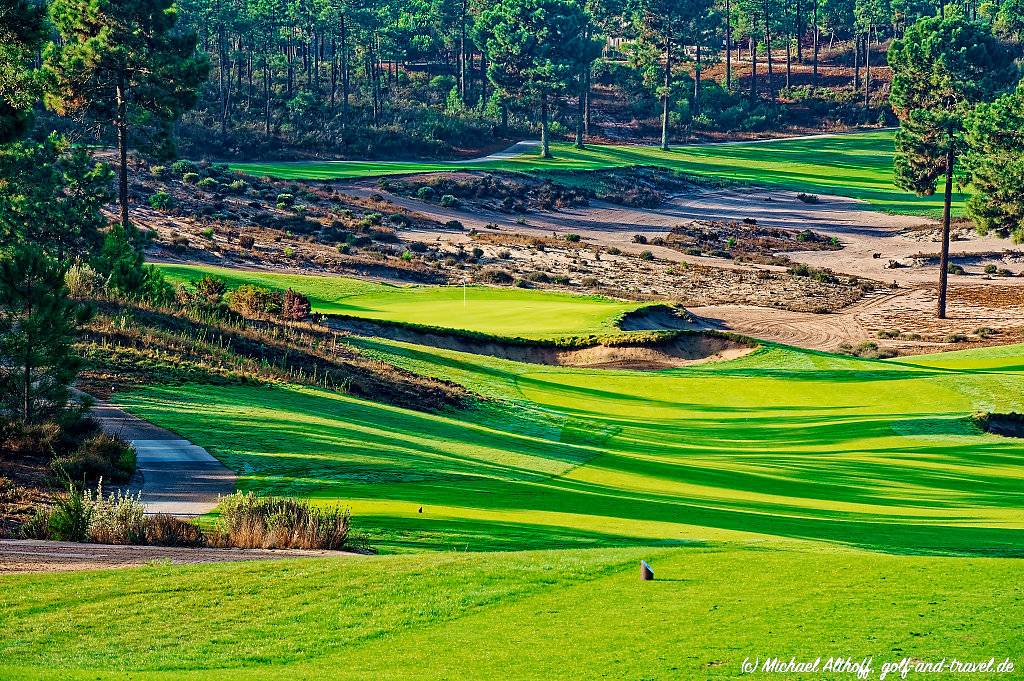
left=854, top=34, right=861, bottom=90
left=750, top=35, right=758, bottom=103
left=765, top=25, right=774, bottom=101
left=726, top=0, right=732, bottom=91
left=661, top=31, right=672, bottom=151
left=116, top=76, right=129, bottom=231
left=21, top=293, right=32, bottom=422
left=864, top=28, right=871, bottom=108
left=583, top=66, right=592, bottom=135
left=341, top=14, right=349, bottom=128
left=795, top=0, right=803, bottom=62
left=576, top=70, right=585, bottom=149
left=540, top=95, right=551, bottom=158
left=785, top=35, right=791, bottom=89
left=937, top=145, right=954, bottom=319
left=812, top=0, right=819, bottom=89
left=694, top=43, right=701, bottom=117
left=459, top=0, right=468, bottom=101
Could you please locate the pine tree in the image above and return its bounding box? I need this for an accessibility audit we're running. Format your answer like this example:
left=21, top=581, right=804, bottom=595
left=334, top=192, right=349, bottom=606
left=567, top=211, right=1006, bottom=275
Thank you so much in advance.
left=478, top=0, right=600, bottom=158
left=44, top=0, right=209, bottom=231
left=889, top=16, right=1017, bottom=318
left=0, top=246, right=93, bottom=423
left=0, top=0, right=47, bottom=143
left=0, top=135, right=114, bottom=263
left=964, top=81, right=1024, bottom=243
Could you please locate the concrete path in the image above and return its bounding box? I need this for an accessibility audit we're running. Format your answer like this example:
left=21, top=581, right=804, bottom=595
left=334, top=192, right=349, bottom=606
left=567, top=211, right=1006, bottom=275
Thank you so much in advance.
left=90, top=400, right=236, bottom=517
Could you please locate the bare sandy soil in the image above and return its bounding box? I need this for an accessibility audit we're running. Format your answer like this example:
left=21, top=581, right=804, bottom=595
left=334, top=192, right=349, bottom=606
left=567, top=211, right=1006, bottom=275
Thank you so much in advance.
left=0, top=539, right=355, bottom=573
left=335, top=180, right=1024, bottom=353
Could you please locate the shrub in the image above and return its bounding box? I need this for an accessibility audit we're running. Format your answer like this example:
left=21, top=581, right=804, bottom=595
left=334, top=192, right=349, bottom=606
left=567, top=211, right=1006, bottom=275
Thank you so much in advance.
left=606, top=246, right=622, bottom=255
left=497, top=249, right=511, bottom=259
left=796, top=193, right=820, bottom=204
left=149, top=191, right=174, bottom=209
left=984, top=264, right=999, bottom=275
left=632, top=234, right=648, bottom=244
left=149, top=165, right=168, bottom=178
left=471, top=247, right=484, bottom=258
left=197, top=177, right=219, bottom=190
left=65, top=263, right=103, bottom=298
left=276, top=193, right=295, bottom=205
left=947, top=263, right=965, bottom=275
left=283, top=246, right=296, bottom=258
left=280, top=288, right=311, bottom=321
left=444, top=219, right=463, bottom=230
left=47, top=484, right=93, bottom=542
left=228, top=179, right=248, bottom=193
left=182, top=172, right=201, bottom=184
left=228, top=284, right=283, bottom=318
left=389, top=213, right=410, bottom=228
left=144, top=514, right=205, bottom=547
left=52, top=433, right=136, bottom=484
left=171, top=159, right=198, bottom=175
left=365, top=212, right=384, bottom=225
left=439, top=194, right=459, bottom=208
left=640, top=250, right=655, bottom=261
left=416, top=185, right=436, bottom=200
left=200, top=227, right=215, bottom=239
left=565, top=233, right=581, bottom=243
left=210, top=492, right=352, bottom=550
left=476, top=267, right=514, bottom=284
left=87, top=483, right=146, bottom=545
left=238, top=234, right=255, bottom=249
left=401, top=250, right=414, bottom=262
left=975, top=326, right=997, bottom=339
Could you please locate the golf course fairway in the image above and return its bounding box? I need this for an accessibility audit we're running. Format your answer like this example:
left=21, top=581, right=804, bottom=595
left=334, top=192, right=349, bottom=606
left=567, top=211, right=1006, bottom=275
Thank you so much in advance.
left=230, top=131, right=966, bottom=216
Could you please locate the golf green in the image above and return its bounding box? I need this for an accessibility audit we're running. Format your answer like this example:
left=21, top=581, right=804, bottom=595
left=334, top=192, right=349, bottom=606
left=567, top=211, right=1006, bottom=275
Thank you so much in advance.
left=158, top=263, right=644, bottom=339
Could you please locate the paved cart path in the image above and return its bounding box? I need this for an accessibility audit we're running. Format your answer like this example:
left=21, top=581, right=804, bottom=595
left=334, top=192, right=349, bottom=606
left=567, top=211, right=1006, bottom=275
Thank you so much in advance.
left=90, top=399, right=235, bottom=517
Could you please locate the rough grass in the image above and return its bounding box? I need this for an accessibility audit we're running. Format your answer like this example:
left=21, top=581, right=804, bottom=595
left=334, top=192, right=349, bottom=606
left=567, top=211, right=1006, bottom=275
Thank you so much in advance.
left=158, top=263, right=644, bottom=340
left=1, top=545, right=1021, bottom=679
left=230, top=132, right=963, bottom=217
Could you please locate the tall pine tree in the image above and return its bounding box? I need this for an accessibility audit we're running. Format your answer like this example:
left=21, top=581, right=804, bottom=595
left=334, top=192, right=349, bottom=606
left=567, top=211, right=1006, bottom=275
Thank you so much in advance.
left=889, top=16, right=1017, bottom=318
left=44, top=0, right=209, bottom=231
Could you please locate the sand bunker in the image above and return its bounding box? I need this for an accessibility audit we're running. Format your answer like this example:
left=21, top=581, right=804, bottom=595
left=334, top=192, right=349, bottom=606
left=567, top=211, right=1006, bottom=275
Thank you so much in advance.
left=329, top=317, right=754, bottom=370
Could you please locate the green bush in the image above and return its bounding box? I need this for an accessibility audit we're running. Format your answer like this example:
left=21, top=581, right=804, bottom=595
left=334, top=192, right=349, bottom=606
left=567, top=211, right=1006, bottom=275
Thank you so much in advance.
left=276, top=193, right=295, bottom=205
left=197, top=177, right=219, bottom=190
left=47, top=484, right=93, bottom=542
left=149, top=191, right=174, bottom=209
left=51, top=433, right=136, bottom=484
left=416, top=186, right=436, bottom=200
left=149, top=165, right=168, bottom=178
left=228, top=284, right=283, bottom=318
left=65, top=263, right=103, bottom=299
left=182, top=172, right=201, bottom=184
left=640, top=250, right=655, bottom=261
left=171, top=159, right=198, bottom=175
left=439, top=194, right=459, bottom=208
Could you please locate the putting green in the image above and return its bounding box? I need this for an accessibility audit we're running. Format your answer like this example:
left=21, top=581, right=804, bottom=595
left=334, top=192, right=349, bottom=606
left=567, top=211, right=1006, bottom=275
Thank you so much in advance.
left=230, top=131, right=964, bottom=216
left=158, top=263, right=644, bottom=339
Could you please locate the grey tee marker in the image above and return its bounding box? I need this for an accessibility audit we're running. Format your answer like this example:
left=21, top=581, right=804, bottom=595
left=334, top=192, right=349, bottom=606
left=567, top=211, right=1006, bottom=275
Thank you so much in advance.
left=640, top=560, right=654, bottom=581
